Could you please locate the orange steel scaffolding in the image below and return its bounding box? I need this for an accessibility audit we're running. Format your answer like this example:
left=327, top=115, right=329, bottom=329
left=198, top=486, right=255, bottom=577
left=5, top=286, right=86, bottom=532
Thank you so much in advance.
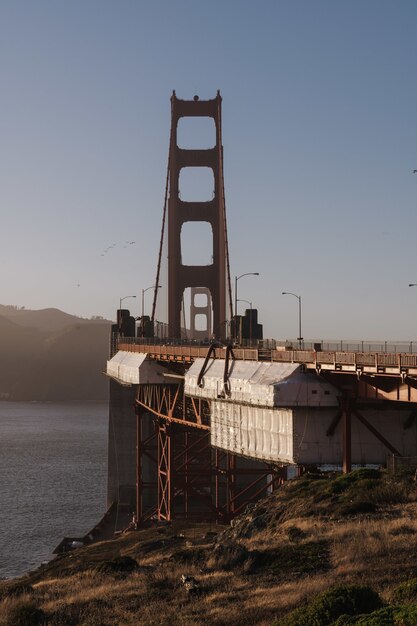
left=134, top=383, right=287, bottom=525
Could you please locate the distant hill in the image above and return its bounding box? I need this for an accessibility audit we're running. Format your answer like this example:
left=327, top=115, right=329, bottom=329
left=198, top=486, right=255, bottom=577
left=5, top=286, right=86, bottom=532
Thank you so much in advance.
left=0, top=306, right=113, bottom=402
left=0, top=305, right=111, bottom=333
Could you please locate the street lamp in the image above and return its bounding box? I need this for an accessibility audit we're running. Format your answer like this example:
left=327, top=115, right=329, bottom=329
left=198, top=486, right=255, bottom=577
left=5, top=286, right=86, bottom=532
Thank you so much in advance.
left=237, top=299, right=253, bottom=345
left=282, top=291, right=303, bottom=349
left=234, top=272, right=259, bottom=341
left=407, top=286, right=416, bottom=352
left=142, top=285, right=162, bottom=320
left=119, top=295, right=136, bottom=310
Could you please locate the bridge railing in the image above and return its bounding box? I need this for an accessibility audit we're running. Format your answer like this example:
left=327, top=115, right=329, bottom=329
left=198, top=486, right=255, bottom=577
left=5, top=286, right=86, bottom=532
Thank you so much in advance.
left=115, top=334, right=417, bottom=353
left=401, top=354, right=417, bottom=367
left=120, top=341, right=212, bottom=360
left=355, top=353, right=378, bottom=366
left=271, top=350, right=417, bottom=368
left=113, top=334, right=417, bottom=371
left=268, top=340, right=417, bottom=354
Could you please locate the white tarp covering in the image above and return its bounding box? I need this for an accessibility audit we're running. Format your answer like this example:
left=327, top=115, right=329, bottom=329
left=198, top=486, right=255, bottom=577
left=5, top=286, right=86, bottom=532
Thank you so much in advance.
left=185, top=359, right=338, bottom=408
left=106, top=351, right=165, bottom=385
left=210, top=401, right=294, bottom=463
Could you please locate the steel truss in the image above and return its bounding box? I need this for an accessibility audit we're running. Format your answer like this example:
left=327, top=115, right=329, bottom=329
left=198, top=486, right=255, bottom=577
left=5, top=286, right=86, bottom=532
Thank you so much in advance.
left=322, top=375, right=405, bottom=473
left=135, top=383, right=287, bottom=524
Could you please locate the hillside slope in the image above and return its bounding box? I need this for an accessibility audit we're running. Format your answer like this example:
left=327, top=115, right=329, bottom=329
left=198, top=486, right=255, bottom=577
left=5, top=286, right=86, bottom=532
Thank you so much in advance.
left=0, top=307, right=112, bottom=402
left=0, top=306, right=104, bottom=333
left=3, top=468, right=417, bottom=625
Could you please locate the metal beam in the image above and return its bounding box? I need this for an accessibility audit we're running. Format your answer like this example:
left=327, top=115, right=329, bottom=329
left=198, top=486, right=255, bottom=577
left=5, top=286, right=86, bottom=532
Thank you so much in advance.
left=326, top=409, right=342, bottom=437
left=341, top=396, right=352, bottom=474
left=352, top=408, right=401, bottom=456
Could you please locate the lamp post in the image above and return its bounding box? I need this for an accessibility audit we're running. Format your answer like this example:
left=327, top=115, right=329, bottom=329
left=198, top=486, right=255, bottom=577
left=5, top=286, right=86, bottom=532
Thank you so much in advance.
left=141, top=285, right=162, bottom=320
left=282, top=291, right=303, bottom=349
left=234, top=272, right=259, bottom=342
left=237, top=299, right=253, bottom=345
left=407, top=285, right=416, bottom=353
left=119, top=295, right=136, bottom=310
left=140, top=285, right=161, bottom=339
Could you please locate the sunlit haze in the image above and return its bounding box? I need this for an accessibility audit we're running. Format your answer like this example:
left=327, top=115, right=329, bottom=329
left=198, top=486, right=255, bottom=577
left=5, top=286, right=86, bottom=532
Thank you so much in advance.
left=1, top=1, right=417, bottom=341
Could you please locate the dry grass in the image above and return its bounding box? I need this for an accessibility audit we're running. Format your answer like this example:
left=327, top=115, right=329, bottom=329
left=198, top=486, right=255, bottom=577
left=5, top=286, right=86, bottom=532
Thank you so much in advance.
left=3, top=470, right=417, bottom=625
left=328, top=514, right=417, bottom=584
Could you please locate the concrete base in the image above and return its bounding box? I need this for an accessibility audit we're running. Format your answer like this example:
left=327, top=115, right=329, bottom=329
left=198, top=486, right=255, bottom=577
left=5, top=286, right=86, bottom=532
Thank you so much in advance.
left=107, top=380, right=137, bottom=508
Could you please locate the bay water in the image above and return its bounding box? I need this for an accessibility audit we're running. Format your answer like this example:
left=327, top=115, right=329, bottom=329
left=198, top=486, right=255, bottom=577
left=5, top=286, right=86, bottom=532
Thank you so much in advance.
left=0, top=402, right=108, bottom=579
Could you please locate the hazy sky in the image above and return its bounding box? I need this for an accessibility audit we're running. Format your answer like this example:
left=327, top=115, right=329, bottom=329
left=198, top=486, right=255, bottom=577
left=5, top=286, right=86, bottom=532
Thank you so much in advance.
left=1, top=1, right=417, bottom=340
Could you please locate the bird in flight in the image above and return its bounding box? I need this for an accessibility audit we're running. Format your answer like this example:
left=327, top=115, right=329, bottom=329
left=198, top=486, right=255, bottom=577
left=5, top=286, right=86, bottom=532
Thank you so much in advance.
left=413, top=170, right=417, bottom=174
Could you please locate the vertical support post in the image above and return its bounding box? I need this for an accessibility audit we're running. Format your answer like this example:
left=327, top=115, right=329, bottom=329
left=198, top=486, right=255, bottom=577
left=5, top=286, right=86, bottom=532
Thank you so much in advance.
left=296, top=465, right=305, bottom=477
left=184, top=429, right=189, bottom=517
left=215, top=448, right=220, bottom=514
left=341, top=395, right=352, bottom=474
left=158, top=421, right=171, bottom=521
left=136, top=407, right=142, bottom=522
left=272, top=464, right=287, bottom=490
left=227, top=453, right=236, bottom=518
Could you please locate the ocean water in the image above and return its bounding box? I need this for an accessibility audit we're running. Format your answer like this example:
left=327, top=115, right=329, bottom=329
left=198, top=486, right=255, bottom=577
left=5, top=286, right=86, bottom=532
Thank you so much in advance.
left=0, top=402, right=108, bottom=579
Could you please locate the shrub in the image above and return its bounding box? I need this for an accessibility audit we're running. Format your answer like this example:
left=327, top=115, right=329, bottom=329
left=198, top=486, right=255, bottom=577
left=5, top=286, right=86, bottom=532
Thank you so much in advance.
left=169, top=547, right=206, bottom=564
left=144, top=574, right=175, bottom=602
left=271, top=540, right=329, bottom=578
left=329, top=472, right=409, bottom=518
left=242, top=550, right=262, bottom=575
left=338, top=501, right=377, bottom=516
left=333, top=604, right=417, bottom=625
left=46, top=603, right=82, bottom=626
left=284, top=476, right=327, bottom=498
left=4, top=599, right=45, bottom=626
left=350, top=468, right=381, bottom=481
left=0, top=582, right=33, bottom=600
left=389, top=524, right=416, bottom=537
left=287, top=526, right=308, bottom=543
left=384, top=605, right=417, bottom=625
left=328, top=469, right=380, bottom=496
left=390, top=578, right=417, bottom=604
left=210, top=542, right=250, bottom=571
left=274, top=584, right=382, bottom=626
left=95, top=555, right=139, bottom=575
left=367, top=480, right=409, bottom=505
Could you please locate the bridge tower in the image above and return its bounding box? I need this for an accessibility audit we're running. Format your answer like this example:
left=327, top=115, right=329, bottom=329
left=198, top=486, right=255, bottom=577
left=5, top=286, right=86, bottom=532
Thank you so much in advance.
left=108, top=92, right=286, bottom=529
left=167, top=91, right=231, bottom=340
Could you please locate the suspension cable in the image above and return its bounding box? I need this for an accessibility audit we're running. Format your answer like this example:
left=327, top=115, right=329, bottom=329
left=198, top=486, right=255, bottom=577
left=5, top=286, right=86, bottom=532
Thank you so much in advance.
left=217, top=95, right=234, bottom=324
left=151, top=100, right=173, bottom=322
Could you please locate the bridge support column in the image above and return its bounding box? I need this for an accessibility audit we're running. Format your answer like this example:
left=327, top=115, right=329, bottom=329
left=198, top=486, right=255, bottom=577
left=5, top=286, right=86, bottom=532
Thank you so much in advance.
left=135, top=407, right=158, bottom=525
left=227, top=453, right=237, bottom=519
left=155, top=420, right=213, bottom=522
left=213, top=449, right=287, bottom=521
left=172, top=428, right=212, bottom=519
left=107, top=380, right=137, bottom=518
left=341, top=395, right=352, bottom=474
left=158, top=420, right=171, bottom=521
left=134, top=384, right=290, bottom=523
left=136, top=406, right=142, bottom=522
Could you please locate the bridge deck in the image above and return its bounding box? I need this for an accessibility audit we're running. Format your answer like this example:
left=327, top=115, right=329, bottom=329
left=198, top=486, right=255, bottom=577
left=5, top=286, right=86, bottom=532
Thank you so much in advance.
left=118, top=340, right=417, bottom=378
